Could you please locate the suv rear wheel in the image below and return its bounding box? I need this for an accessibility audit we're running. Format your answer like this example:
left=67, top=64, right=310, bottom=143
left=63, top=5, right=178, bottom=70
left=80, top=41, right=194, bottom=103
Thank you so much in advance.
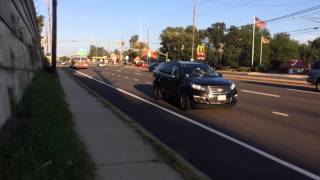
left=316, top=79, right=320, bottom=92
left=179, top=91, right=190, bottom=110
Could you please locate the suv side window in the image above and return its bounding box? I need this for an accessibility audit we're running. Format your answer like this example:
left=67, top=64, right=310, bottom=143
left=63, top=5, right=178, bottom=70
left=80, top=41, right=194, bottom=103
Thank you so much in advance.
left=159, top=62, right=173, bottom=75
left=172, top=65, right=180, bottom=76
left=313, top=61, right=320, bottom=69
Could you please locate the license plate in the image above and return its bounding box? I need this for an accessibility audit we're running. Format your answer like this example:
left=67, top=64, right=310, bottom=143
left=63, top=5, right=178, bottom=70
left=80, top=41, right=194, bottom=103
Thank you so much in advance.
left=217, top=95, right=227, bottom=101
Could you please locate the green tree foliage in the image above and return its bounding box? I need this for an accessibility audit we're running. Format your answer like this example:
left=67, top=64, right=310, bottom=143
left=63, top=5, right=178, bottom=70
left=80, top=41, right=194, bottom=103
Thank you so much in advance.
left=269, top=33, right=300, bottom=69
left=59, top=56, right=70, bottom=62
left=160, top=26, right=202, bottom=60
left=87, top=45, right=109, bottom=58
left=159, top=23, right=320, bottom=71
left=36, top=15, right=45, bottom=34
left=129, top=35, right=139, bottom=48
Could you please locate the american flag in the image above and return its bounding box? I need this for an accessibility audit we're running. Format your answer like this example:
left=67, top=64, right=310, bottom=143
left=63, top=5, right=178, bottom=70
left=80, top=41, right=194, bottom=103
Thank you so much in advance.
left=261, top=36, right=270, bottom=44
left=255, top=17, right=266, bottom=29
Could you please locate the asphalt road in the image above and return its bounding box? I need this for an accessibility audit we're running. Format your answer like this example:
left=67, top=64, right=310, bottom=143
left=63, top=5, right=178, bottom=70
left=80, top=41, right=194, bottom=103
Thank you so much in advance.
left=62, top=65, right=320, bottom=180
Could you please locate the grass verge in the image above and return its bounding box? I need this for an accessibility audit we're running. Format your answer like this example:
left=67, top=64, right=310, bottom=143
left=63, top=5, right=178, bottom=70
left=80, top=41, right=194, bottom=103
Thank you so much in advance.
left=0, top=71, right=94, bottom=180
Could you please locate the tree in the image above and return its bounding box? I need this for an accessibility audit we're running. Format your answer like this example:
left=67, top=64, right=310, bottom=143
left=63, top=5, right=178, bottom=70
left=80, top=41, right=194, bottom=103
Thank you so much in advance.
left=206, top=22, right=226, bottom=66
left=60, top=56, right=70, bottom=62
left=160, top=26, right=192, bottom=60
left=269, top=33, right=300, bottom=69
left=88, top=45, right=109, bottom=58
left=36, top=15, right=45, bottom=35
left=129, top=35, right=139, bottom=48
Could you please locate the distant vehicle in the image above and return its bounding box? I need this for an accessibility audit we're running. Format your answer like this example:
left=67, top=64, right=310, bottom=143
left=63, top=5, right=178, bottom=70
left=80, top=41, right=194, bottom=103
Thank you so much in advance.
left=148, top=61, right=159, bottom=72
left=97, top=61, right=106, bottom=67
left=61, top=61, right=66, bottom=65
left=307, top=60, right=320, bottom=91
left=71, top=57, right=88, bottom=69
left=153, top=61, right=238, bottom=110
left=136, top=61, right=148, bottom=68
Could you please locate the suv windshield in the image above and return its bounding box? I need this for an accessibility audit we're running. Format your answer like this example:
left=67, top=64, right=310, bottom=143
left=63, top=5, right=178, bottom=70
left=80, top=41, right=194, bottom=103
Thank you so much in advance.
left=182, top=65, right=218, bottom=78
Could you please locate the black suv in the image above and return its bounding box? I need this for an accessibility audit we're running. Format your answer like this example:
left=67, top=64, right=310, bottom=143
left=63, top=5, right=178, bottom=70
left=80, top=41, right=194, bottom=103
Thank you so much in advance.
left=153, top=61, right=238, bottom=110
left=307, top=60, right=320, bottom=91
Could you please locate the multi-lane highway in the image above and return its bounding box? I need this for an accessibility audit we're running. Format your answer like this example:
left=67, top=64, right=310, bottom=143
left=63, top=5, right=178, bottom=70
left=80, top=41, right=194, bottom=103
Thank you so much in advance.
left=62, top=64, right=320, bottom=180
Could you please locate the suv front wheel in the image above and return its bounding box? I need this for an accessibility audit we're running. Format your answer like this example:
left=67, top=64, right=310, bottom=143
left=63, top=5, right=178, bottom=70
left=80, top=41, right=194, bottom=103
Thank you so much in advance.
left=179, top=91, right=190, bottom=110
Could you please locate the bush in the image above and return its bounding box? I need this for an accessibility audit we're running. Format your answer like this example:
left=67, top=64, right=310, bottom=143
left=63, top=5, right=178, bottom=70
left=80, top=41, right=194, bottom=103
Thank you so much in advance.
left=238, top=67, right=251, bottom=72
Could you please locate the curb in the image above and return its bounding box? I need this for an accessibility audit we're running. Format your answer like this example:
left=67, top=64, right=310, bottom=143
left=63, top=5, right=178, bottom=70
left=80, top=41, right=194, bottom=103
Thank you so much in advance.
left=63, top=69, right=211, bottom=180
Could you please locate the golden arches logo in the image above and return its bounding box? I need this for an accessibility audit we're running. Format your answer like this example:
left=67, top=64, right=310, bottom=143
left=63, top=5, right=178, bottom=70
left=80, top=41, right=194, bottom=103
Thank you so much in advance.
left=197, top=45, right=205, bottom=54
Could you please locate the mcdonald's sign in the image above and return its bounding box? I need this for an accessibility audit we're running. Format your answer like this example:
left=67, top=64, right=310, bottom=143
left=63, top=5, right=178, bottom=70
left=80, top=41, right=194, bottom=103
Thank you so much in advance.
left=197, top=45, right=205, bottom=60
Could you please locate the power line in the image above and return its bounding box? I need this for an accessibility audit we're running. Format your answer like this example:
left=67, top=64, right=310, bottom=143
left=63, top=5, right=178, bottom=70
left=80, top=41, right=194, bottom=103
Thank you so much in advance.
left=265, top=4, right=320, bottom=23
left=290, top=29, right=320, bottom=35
left=286, top=26, right=320, bottom=33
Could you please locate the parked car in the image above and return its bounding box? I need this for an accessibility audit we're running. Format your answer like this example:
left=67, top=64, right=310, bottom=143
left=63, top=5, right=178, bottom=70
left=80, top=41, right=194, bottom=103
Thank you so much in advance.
left=307, top=60, right=320, bottom=91
left=153, top=61, right=238, bottom=110
left=148, top=61, right=159, bottom=72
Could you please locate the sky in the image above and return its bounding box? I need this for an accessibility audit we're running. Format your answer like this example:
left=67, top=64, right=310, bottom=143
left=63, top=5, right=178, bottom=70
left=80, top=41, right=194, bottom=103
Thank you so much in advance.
left=34, top=0, right=320, bottom=56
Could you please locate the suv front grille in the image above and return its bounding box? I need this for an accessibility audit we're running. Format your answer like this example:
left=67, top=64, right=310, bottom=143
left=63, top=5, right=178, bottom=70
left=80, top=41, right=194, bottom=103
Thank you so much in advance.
left=207, top=86, right=231, bottom=94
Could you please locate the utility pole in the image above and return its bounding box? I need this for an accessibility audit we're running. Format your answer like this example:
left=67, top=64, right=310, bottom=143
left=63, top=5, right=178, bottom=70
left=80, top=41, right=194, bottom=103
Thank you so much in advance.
left=45, top=22, right=49, bottom=55
left=147, top=28, right=150, bottom=64
left=120, top=36, right=124, bottom=64
left=46, top=0, right=52, bottom=57
left=251, top=16, right=256, bottom=69
left=51, top=0, right=57, bottom=72
left=191, top=0, right=196, bottom=61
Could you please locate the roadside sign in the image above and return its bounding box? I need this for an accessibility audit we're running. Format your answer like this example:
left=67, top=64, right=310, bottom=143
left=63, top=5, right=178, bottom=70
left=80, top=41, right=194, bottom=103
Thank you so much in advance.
left=197, top=45, right=205, bottom=60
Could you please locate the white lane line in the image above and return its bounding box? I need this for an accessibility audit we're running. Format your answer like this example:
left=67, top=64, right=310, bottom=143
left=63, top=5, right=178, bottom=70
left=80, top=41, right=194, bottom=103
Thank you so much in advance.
left=272, top=111, right=289, bottom=117
left=111, top=74, right=115, bottom=76
left=116, top=70, right=121, bottom=72
left=241, top=90, right=280, bottom=98
left=134, top=72, right=143, bottom=75
left=74, top=70, right=320, bottom=180
left=134, top=78, right=139, bottom=81
left=146, top=82, right=152, bottom=85
left=124, top=77, right=129, bottom=79
left=118, top=75, right=121, bottom=77
left=287, top=88, right=320, bottom=95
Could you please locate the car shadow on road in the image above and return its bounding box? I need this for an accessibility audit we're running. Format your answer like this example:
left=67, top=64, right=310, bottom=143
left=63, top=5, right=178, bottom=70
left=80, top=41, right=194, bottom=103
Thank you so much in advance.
left=134, top=84, right=192, bottom=110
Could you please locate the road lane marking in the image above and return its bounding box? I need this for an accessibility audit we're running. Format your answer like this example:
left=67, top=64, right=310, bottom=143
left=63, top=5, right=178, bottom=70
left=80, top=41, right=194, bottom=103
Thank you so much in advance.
left=111, top=74, right=115, bottom=76
left=146, top=82, right=152, bottom=85
left=287, top=88, right=320, bottom=95
left=124, top=77, right=129, bottom=79
left=134, top=79, right=138, bottom=81
left=118, top=75, right=121, bottom=77
left=134, top=72, right=142, bottom=75
left=272, top=111, right=289, bottom=117
left=241, top=90, right=280, bottom=98
left=73, top=70, right=320, bottom=180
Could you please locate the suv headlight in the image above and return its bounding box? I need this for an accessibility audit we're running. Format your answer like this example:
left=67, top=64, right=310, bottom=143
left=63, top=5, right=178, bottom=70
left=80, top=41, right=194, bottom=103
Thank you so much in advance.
left=191, top=84, right=206, bottom=91
left=230, top=83, right=236, bottom=90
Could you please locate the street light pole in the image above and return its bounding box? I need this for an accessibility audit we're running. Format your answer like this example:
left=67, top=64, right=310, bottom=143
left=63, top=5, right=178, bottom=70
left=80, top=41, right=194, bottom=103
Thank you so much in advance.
left=51, top=0, right=57, bottom=72
left=191, top=0, right=196, bottom=61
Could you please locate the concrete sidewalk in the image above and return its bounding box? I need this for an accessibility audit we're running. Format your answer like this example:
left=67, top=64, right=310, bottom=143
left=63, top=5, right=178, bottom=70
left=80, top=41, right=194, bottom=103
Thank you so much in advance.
left=58, top=70, right=184, bottom=180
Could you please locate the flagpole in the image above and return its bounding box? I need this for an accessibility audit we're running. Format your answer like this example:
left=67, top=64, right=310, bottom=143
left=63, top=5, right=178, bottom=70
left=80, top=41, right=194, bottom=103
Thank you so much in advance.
left=251, top=16, right=256, bottom=69
left=260, top=36, right=263, bottom=65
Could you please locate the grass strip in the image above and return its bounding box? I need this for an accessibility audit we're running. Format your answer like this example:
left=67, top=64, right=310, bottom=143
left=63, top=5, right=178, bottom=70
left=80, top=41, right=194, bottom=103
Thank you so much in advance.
left=0, top=71, right=94, bottom=180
